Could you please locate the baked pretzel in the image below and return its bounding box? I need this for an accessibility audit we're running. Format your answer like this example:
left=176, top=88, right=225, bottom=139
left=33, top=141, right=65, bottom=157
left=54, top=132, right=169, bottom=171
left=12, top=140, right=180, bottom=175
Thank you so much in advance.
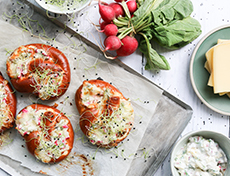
left=0, top=73, right=17, bottom=133
left=6, top=44, right=70, bottom=100
left=16, top=104, right=74, bottom=163
left=75, top=79, right=134, bottom=148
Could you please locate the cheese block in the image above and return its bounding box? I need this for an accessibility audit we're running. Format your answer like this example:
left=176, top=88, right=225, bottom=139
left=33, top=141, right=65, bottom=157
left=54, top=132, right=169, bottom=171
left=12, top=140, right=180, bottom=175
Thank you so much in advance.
left=213, top=42, right=230, bottom=93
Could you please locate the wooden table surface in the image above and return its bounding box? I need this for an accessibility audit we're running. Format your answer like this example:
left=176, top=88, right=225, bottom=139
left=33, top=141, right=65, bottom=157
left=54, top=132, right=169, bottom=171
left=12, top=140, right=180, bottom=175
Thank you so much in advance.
left=1, top=0, right=230, bottom=175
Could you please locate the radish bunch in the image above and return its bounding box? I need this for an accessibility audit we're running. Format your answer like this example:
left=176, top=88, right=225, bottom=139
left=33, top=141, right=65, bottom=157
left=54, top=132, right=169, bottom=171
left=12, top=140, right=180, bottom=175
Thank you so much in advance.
left=95, top=0, right=201, bottom=70
left=98, top=0, right=138, bottom=59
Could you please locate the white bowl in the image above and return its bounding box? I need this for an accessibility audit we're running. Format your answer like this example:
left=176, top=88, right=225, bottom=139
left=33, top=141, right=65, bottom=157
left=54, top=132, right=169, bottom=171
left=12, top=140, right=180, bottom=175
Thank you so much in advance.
left=35, top=0, right=91, bottom=14
left=171, top=130, right=230, bottom=176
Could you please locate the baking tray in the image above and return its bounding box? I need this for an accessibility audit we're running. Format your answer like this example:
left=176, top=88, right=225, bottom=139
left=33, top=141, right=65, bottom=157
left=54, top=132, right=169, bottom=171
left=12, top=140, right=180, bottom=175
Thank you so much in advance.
left=0, top=0, right=193, bottom=175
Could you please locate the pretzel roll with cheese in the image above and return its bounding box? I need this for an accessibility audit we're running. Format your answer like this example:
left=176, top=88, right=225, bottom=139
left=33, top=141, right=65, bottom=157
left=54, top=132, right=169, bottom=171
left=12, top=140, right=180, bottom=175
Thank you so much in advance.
left=75, top=79, right=134, bottom=148
left=6, top=44, right=70, bottom=100
left=0, top=73, right=17, bottom=133
left=16, top=104, right=74, bottom=163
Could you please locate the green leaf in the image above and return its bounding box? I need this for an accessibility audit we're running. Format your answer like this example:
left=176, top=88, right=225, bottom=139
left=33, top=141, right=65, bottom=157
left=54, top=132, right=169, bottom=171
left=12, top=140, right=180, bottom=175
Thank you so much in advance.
left=139, top=32, right=170, bottom=70
left=151, top=0, right=194, bottom=26
left=144, top=51, right=170, bottom=70
left=121, top=1, right=131, bottom=19
left=152, top=16, right=202, bottom=49
left=117, top=0, right=202, bottom=70
left=173, top=0, right=193, bottom=18
left=132, top=0, right=162, bottom=26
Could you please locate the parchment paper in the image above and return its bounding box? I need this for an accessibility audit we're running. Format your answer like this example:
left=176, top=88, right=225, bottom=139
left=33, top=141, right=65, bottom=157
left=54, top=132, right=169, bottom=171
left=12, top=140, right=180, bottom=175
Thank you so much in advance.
left=0, top=20, right=163, bottom=176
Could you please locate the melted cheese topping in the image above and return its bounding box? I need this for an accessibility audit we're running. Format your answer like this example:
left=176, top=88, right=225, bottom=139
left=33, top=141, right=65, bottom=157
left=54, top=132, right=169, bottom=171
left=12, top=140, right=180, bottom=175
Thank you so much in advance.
left=7, top=45, right=64, bottom=99
left=0, top=81, right=13, bottom=130
left=81, top=82, right=134, bottom=146
left=8, top=46, right=50, bottom=78
left=31, top=68, right=64, bottom=100
left=82, top=83, right=105, bottom=108
left=16, top=107, right=70, bottom=163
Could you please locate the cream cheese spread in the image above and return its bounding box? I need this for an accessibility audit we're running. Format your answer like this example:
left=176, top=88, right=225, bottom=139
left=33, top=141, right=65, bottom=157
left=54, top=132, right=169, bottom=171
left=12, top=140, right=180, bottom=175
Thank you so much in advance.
left=174, top=136, right=227, bottom=176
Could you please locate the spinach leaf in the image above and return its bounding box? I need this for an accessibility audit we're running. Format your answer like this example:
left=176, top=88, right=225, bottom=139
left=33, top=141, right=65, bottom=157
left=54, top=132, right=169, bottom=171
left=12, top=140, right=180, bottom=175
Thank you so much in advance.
left=139, top=32, right=170, bottom=70
left=151, top=0, right=194, bottom=26
left=152, top=16, right=202, bottom=49
left=174, top=0, right=193, bottom=17
left=132, top=0, right=163, bottom=26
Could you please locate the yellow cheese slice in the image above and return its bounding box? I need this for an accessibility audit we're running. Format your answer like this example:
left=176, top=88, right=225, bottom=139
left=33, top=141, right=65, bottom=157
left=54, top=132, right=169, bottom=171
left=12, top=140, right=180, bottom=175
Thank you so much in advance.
left=204, top=61, right=210, bottom=73
left=227, top=92, right=230, bottom=98
left=213, top=42, right=230, bottom=94
left=206, top=40, right=230, bottom=87
left=219, top=92, right=226, bottom=96
left=205, top=39, right=230, bottom=96
left=205, top=47, right=214, bottom=86
left=205, top=47, right=213, bottom=73
left=218, top=39, right=229, bottom=43
left=216, top=40, right=230, bottom=95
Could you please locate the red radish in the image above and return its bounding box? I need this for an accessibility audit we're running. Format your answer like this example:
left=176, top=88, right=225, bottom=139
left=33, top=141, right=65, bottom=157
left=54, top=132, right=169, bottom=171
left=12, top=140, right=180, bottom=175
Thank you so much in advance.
left=100, top=1, right=108, bottom=5
left=104, top=36, right=122, bottom=51
left=98, top=0, right=116, bottom=23
left=102, top=24, right=118, bottom=36
left=114, top=0, right=127, bottom=2
left=126, top=1, right=137, bottom=14
left=100, top=21, right=109, bottom=30
left=109, top=3, right=124, bottom=17
left=115, top=36, right=138, bottom=57
left=99, top=19, right=110, bottom=30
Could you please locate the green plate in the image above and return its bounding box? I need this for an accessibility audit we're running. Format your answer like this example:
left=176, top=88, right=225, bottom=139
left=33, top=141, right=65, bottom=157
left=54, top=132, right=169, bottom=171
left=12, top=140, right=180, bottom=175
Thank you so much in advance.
left=190, top=24, right=230, bottom=115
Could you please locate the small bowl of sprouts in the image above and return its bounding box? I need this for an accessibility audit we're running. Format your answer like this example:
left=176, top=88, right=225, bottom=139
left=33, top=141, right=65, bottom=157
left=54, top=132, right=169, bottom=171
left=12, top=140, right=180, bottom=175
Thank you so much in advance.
left=35, top=0, right=91, bottom=14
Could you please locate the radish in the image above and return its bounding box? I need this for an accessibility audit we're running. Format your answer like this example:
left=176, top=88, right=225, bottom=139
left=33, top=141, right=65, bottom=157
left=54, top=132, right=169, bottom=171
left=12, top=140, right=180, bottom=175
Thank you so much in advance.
left=126, top=1, right=137, bottom=14
left=98, top=0, right=116, bottom=23
left=100, top=1, right=108, bottom=5
left=109, top=3, right=124, bottom=17
left=115, top=36, right=138, bottom=57
left=100, top=21, right=109, bottom=30
left=99, top=19, right=110, bottom=30
left=104, top=36, right=122, bottom=51
left=114, top=0, right=127, bottom=2
left=102, top=24, right=118, bottom=36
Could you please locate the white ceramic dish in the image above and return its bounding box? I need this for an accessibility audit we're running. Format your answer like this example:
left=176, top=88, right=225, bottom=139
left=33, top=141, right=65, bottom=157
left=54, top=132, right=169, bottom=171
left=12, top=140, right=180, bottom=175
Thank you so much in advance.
left=190, top=24, right=230, bottom=115
left=35, top=0, right=91, bottom=14
left=171, top=130, right=230, bottom=176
